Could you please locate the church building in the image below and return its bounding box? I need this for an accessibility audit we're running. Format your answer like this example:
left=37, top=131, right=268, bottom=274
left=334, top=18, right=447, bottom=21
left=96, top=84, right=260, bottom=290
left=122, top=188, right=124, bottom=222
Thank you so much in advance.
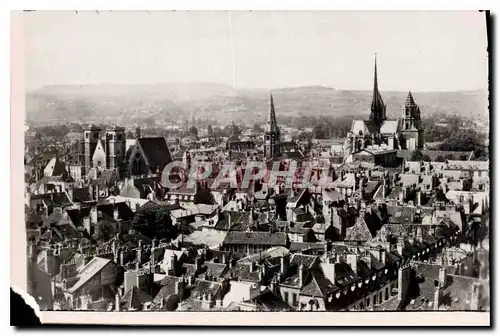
left=344, top=56, right=424, bottom=163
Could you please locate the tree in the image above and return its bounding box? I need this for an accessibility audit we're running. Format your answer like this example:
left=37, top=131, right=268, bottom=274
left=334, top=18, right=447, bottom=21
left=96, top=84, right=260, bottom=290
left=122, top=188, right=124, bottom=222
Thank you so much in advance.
left=188, top=126, right=198, bottom=138
left=93, top=220, right=116, bottom=243
left=410, top=150, right=423, bottom=161
left=253, top=123, right=263, bottom=133
left=131, top=202, right=173, bottom=240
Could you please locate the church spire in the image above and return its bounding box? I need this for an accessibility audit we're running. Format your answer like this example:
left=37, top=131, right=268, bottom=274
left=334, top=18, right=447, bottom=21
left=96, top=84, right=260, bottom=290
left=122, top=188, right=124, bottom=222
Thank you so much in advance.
left=405, top=91, right=416, bottom=106
left=268, top=92, right=279, bottom=133
left=370, top=54, right=386, bottom=124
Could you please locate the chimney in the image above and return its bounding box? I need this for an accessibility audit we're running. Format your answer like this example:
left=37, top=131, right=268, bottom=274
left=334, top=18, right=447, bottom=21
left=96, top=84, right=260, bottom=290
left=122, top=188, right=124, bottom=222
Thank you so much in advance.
left=280, top=254, right=290, bottom=277
left=397, top=237, right=405, bottom=256
left=470, top=282, right=481, bottom=310
left=438, top=267, right=447, bottom=287
left=115, top=292, right=121, bottom=312
left=113, top=206, right=119, bottom=220
left=227, top=212, right=232, bottom=232
left=398, top=266, right=410, bottom=300
left=378, top=246, right=386, bottom=265
left=416, top=227, right=423, bottom=243
left=83, top=216, right=91, bottom=235
left=175, top=278, right=185, bottom=301
left=433, top=282, right=441, bottom=311
left=270, top=274, right=279, bottom=293
left=120, top=250, right=125, bottom=266
left=298, top=263, right=305, bottom=288
left=195, top=256, right=203, bottom=272
left=249, top=261, right=256, bottom=273
left=346, top=253, right=358, bottom=274
left=417, top=191, right=422, bottom=206
left=90, top=206, right=98, bottom=225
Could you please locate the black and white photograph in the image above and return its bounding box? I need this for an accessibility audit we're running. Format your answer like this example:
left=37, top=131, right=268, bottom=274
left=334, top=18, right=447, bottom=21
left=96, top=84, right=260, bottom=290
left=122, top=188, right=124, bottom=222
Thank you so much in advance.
left=13, top=9, right=490, bottom=326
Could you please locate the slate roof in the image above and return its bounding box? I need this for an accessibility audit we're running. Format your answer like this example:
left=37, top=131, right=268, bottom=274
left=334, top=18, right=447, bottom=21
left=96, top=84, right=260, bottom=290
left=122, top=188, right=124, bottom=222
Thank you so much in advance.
left=121, top=286, right=152, bottom=310
left=214, top=211, right=252, bottom=231
left=66, top=257, right=111, bottom=293
left=345, top=215, right=373, bottom=242
left=223, top=231, right=288, bottom=246
left=31, top=192, right=73, bottom=208
left=300, top=271, right=337, bottom=298
left=137, top=137, right=173, bottom=171
left=291, top=254, right=319, bottom=269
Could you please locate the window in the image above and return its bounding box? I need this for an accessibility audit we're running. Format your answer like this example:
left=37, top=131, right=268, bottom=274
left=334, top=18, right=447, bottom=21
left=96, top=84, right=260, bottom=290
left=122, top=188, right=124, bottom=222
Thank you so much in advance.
left=85, top=132, right=89, bottom=139
left=374, top=294, right=378, bottom=305
left=284, top=292, right=289, bottom=304
left=385, top=287, right=389, bottom=300
left=379, top=292, right=383, bottom=303
left=292, top=294, right=298, bottom=306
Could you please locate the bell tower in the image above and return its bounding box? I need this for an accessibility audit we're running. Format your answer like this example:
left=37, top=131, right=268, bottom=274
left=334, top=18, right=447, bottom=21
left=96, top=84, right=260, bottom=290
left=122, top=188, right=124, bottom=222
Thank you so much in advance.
left=264, top=93, right=281, bottom=160
left=83, top=125, right=102, bottom=174
left=105, top=126, right=126, bottom=171
left=401, top=91, right=424, bottom=150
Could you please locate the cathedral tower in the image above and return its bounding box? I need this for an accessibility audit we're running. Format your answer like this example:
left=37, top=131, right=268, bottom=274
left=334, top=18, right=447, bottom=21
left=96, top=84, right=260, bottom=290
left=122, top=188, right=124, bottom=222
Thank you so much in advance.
left=83, top=125, right=102, bottom=174
left=401, top=91, right=424, bottom=150
left=105, top=126, right=126, bottom=171
left=369, top=55, right=387, bottom=125
left=264, top=93, right=281, bottom=160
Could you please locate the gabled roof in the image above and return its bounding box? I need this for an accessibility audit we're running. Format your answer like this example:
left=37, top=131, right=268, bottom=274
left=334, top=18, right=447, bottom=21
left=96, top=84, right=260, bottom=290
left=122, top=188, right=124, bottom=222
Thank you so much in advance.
left=300, top=271, right=337, bottom=298
left=121, top=286, right=152, bottom=310
left=137, top=137, right=173, bottom=172
left=345, top=215, right=373, bottom=242
left=67, top=257, right=112, bottom=293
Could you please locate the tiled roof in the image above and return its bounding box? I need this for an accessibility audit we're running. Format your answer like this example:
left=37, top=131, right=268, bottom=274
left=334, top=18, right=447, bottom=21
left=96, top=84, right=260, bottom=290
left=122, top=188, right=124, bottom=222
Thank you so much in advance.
left=291, top=254, right=319, bottom=269
left=223, top=231, right=288, bottom=246
left=300, top=271, right=337, bottom=298
left=345, top=215, right=373, bottom=242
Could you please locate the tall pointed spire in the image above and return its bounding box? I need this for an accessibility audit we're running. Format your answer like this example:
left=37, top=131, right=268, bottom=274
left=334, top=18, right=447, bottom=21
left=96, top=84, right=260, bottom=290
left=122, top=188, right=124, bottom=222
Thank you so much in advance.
left=267, top=92, right=279, bottom=133
left=370, top=53, right=386, bottom=124
left=405, top=91, right=416, bottom=106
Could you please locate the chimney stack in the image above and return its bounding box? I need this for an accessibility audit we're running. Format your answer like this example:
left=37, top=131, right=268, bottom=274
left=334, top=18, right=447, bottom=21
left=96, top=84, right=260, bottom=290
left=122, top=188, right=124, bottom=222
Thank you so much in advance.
left=115, top=292, right=121, bottom=312
left=298, top=263, right=305, bottom=288
left=397, top=237, right=405, bottom=256
left=398, top=266, right=410, bottom=301
left=438, top=267, right=447, bottom=287
left=280, top=254, right=290, bottom=277
left=469, top=282, right=482, bottom=310
left=346, top=253, right=358, bottom=274
left=433, top=281, right=441, bottom=311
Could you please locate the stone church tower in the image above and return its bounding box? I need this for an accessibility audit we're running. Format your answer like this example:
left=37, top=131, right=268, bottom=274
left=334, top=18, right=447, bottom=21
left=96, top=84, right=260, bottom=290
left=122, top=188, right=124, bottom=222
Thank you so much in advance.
left=401, top=91, right=424, bottom=150
left=369, top=55, right=387, bottom=126
left=264, top=93, right=281, bottom=159
left=105, top=126, right=126, bottom=170
left=83, top=125, right=102, bottom=175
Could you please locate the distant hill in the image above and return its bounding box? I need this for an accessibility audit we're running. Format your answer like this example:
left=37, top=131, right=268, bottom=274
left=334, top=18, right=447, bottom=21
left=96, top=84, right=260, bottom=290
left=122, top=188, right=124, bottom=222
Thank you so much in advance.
left=25, top=82, right=488, bottom=125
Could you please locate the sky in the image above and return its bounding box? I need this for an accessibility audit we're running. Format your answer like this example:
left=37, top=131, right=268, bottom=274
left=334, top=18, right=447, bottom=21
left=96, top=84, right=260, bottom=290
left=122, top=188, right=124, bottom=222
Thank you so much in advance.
left=23, top=11, right=488, bottom=92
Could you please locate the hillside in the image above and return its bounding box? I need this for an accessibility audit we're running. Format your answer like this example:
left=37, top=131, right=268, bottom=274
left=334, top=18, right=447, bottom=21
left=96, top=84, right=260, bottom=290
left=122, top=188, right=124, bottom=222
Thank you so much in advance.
left=25, top=83, right=489, bottom=125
